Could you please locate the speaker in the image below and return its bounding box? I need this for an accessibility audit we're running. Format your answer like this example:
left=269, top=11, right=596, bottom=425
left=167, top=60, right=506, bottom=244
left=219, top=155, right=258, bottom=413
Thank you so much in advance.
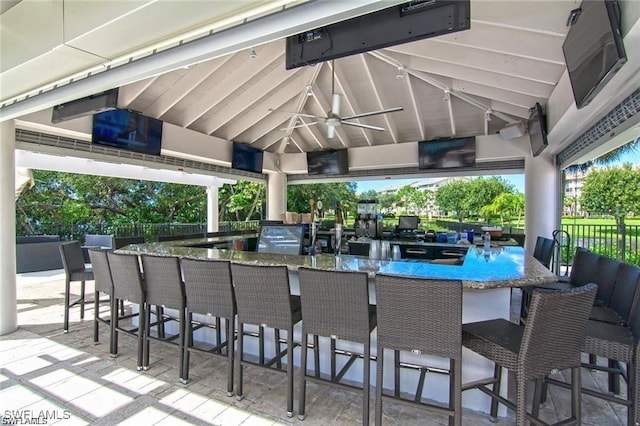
left=499, top=122, right=526, bottom=140
left=51, top=89, right=118, bottom=123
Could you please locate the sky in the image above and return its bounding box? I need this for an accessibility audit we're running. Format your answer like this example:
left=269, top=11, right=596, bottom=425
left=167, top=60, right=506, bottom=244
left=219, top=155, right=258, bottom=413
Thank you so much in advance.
left=354, top=149, right=640, bottom=195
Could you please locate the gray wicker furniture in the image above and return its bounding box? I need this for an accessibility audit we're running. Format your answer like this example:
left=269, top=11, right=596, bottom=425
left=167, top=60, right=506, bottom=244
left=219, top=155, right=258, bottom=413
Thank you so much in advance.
left=87, top=248, right=114, bottom=351
left=532, top=236, right=554, bottom=270
left=140, top=255, right=187, bottom=380
left=375, top=275, right=463, bottom=426
left=297, top=268, right=376, bottom=424
left=463, top=283, right=597, bottom=425
left=59, top=241, right=94, bottom=333
left=230, top=263, right=302, bottom=417
left=181, top=258, right=237, bottom=395
left=106, top=252, right=146, bottom=369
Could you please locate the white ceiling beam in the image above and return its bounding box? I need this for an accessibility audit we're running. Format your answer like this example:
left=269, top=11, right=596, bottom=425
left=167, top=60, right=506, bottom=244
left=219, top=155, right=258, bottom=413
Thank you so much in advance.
left=405, top=73, right=425, bottom=141
left=280, top=63, right=324, bottom=142
left=117, top=75, right=159, bottom=107
left=361, top=54, right=398, bottom=143
left=450, top=80, right=544, bottom=110
left=143, top=55, right=231, bottom=118
left=215, top=67, right=307, bottom=140
left=232, top=92, right=303, bottom=143
left=490, top=101, right=531, bottom=120
left=179, top=44, right=284, bottom=128
left=330, top=61, right=374, bottom=146
left=436, top=20, right=566, bottom=64
left=383, top=41, right=564, bottom=85
left=298, top=116, right=326, bottom=150
left=445, top=90, right=456, bottom=136
left=470, top=1, right=572, bottom=36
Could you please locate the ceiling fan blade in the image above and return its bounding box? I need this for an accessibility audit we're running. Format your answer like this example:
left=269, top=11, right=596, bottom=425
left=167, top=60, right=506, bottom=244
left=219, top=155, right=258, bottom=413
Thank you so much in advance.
left=327, top=125, right=336, bottom=139
left=279, top=122, right=318, bottom=131
left=331, top=93, right=341, bottom=117
left=268, top=108, right=322, bottom=120
left=341, top=121, right=386, bottom=131
left=341, top=106, right=403, bottom=120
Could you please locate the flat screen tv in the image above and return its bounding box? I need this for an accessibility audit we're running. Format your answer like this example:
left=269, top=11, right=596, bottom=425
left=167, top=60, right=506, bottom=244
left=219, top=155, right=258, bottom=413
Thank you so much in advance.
left=418, top=136, right=475, bottom=169
left=256, top=224, right=305, bottom=255
left=528, top=103, right=548, bottom=157
left=232, top=142, right=264, bottom=173
left=397, top=215, right=419, bottom=231
left=562, top=0, right=626, bottom=109
left=92, top=109, right=163, bottom=156
left=307, top=149, right=349, bottom=175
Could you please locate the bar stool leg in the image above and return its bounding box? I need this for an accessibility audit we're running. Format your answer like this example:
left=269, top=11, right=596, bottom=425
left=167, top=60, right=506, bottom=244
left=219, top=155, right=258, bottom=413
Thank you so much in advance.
left=313, top=335, right=320, bottom=378
left=93, top=291, right=100, bottom=343
left=286, top=328, right=294, bottom=417
left=571, top=366, right=581, bottom=424
left=109, top=297, right=118, bottom=357
left=298, top=332, right=309, bottom=420
left=226, top=317, right=234, bottom=397
left=259, top=325, right=265, bottom=365
left=363, top=340, right=371, bottom=425
left=237, top=323, right=244, bottom=401
left=137, top=303, right=146, bottom=370
left=275, top=329, right=282, bottom=369
left=181, top=312, right=192, bottom=384
left=450, top=358, right=461, bottom=426
left=80, top=281, right=86, bottom=319
left=143, top=306, right=151, bottom=370
left=375, top=344, right=384, bottom=425
left=331, top=337, right=337, bottom=380
left=63, top=279, right=71, bottom=333
left=394, top=349, right=401, bottom=397
left=490, top=363, right=502, bottom=420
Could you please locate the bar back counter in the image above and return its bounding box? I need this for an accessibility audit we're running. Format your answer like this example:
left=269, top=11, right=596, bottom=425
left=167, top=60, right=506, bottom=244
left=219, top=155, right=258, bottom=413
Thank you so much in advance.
left=117, top=236, right=556, bottom=415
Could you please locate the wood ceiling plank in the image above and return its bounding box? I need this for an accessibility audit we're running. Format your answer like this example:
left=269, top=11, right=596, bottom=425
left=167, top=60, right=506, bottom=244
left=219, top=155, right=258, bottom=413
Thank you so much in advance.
left=360, top=54, right=398, bottom=143
left=117, top=75, right=159, bottom=108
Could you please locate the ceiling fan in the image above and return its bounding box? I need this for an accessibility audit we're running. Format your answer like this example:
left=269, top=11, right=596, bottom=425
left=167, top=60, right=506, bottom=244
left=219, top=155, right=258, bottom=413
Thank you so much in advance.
left=271, top=61, right=403, bottom=138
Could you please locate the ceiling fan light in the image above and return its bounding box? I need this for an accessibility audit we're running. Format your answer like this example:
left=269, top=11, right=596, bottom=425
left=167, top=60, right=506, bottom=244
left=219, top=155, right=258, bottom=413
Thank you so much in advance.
left=396, top=65, right=405, bottom=79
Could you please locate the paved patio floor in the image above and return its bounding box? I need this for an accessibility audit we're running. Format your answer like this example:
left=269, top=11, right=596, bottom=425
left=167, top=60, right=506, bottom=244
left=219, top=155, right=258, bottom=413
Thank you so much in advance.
left=0, top=270, right=628, bottom=425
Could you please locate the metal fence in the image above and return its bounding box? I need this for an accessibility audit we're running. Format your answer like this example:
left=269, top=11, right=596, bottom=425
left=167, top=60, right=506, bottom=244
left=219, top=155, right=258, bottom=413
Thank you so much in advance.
left=561, top=223, right=640, bottom=265
left=24, top=221, right=261, bottom=243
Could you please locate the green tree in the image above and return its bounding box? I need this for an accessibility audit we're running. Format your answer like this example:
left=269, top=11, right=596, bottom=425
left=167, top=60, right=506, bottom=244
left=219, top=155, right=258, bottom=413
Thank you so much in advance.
left=287, top=182, right=357, bottom=219
left=218, top=181, right=265, bottom=221
left=466, top=177, right=514, bottom=217
left=395, top=185, right=422, bottom=214
left=435, top=180, right=471, bottom=223
left=482, top=192, right=525, bottom=227
left=580, top=164, right=640, bottom=232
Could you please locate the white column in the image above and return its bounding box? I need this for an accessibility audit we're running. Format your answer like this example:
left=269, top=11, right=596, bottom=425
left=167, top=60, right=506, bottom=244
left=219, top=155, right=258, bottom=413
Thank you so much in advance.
left=206, top=186, right=219, bottom=233
left=524, top=154, right=560, bottom=254
left=267, top=172, right=287, bottom=220
left=0, top=120, right=17, bottom=335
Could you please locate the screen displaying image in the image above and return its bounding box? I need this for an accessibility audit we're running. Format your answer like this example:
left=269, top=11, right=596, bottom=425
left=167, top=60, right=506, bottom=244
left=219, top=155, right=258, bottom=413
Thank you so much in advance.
left=92, top=109, right=163, bottom=156
left=307, top=149, right=349, bottom=175
left=257, top=225, right=304, bottom=255
left=397, top=215, right=419, bottom=230
left=232, top=142, right=264, bottom=174
left=418, top=136, right=475, bottom=169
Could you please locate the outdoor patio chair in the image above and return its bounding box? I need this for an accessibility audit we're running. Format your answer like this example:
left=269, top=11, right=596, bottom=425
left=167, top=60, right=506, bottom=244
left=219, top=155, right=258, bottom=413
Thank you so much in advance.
left=87, top=248, right=115, bottom=352
left=375, top=275, right=462, bottom=426
left=181, top=258, right=237, bottom=394
left=297, top=268, right=376, bottom=424
left=59, top=241, right=94, bottom=333
left=231, top=263, right=301, bottom=417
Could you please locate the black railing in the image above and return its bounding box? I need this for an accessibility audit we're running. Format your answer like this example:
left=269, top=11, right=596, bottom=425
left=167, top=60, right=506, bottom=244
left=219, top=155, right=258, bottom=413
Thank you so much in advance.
left=561, top=223, right=640, bottom=266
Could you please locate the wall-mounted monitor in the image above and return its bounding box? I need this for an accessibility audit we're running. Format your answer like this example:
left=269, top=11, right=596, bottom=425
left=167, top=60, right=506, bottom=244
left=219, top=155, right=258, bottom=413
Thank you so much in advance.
left=562, top=0, right=626, bottom=109
left=232, top=142, right=264, bottom=174
left=307, top=149, right=349, bottom=175
left=256, top=224, right=305, bottom=255
left=92, top=109, right=163, bottom=156
left=397, top=215, right=419, bottom=231
left=528, top=103, right=548, bottom=157
left=418, top=136, right=475, bottom=169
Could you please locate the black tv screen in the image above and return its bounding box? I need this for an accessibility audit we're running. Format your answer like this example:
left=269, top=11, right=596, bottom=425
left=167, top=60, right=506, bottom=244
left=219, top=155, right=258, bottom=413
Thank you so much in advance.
left=418, top=137, right=475, bottom=169
left=232, top=142, right=263, bottom=173
left=528, top=103, right=548, bottom=157
left=257, top=224, right=305, bottom=255
left=397, top=215, right=419, bottom=231
left=307, top=149, right=349, bottom=175
left=562, top=0, right=626, bottom=109
left=92, top=109, right=163, bottom=155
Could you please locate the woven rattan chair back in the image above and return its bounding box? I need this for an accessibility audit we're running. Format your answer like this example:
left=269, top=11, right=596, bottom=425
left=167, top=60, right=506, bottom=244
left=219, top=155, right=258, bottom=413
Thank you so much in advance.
left=593, top=256, right=622, bottom=306
left=611, top=264, right=640, bottom=324
left=520, top=283, right=597, bottom=379
left=569, top=248, right=600, bottom=287
left=532, top=236, right=554, bottom=269
left=181, top=258, right=236, bottom=319
left=375, top=275, right=462, bottom=359
left=141, top=255, right=185, bottom=310
left=107, top=252, right=145, bottom=304
left=231, top=263, right=293, bottom=330
left=88, top=249, right=113, bottom=295
left=298, top=268, right=371, bottom=343
left=59, top=241, right=86, bottom=274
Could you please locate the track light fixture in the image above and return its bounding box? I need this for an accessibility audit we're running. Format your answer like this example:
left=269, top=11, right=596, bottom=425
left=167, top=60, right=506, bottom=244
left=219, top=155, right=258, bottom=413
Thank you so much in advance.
left=249, top=49, right=257, bottom=59
left=305, top=85, right=314, bottom=97
left=485, top=109, right=493, bottom=121
left=396, top=65, right=405, bottom=79
left=443, top=90, right=451, bottom=102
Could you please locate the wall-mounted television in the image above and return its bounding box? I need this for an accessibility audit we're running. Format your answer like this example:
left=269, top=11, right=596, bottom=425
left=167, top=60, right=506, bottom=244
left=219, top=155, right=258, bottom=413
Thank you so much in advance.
left=418, top=136, right=475, bottom=169
left=92, top=109, right=163, bottom=156
left=307, top=149, right=349, bottom=175
left=231, top=142, right=264, bottom=174
left=256, top=224, right=305, bottom=255
left=528, top=103, right=548, bottom=157
left=562, top=0, right=626, bottom=109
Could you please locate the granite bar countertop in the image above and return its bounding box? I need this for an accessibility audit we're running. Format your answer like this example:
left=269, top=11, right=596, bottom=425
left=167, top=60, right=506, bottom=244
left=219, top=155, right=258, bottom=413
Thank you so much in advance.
left=117, top=236, right=557, bottom=289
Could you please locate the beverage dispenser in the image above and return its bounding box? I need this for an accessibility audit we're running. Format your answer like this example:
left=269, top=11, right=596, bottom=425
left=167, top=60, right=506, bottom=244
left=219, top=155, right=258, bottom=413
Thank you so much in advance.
left=355, top=199, right=383, bottom=239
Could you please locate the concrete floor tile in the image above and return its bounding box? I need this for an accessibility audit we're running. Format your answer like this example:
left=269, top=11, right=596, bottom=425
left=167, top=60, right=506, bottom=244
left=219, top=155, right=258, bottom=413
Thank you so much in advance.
left=116, top=406, right=172, bottom=425
left=69, top=385, right=134, bottom=418
left=213, top=406, right=252, bottom=426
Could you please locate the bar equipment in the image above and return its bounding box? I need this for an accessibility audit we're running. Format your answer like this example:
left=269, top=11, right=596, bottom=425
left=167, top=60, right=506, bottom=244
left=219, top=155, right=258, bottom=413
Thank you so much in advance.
left=334, top=223, right=343, bottom=256
left=355, top=199, right=383, bottom=239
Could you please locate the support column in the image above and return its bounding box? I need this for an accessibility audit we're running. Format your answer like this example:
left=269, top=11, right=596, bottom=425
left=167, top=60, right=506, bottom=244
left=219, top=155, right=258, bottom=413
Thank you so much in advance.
left=0, top=120, right=17, bottom=335
left=267, top=172, right=287, bottom=220
left=207, top=186, right=219, bottom=233
left=524, top=154, right=560, bottom=255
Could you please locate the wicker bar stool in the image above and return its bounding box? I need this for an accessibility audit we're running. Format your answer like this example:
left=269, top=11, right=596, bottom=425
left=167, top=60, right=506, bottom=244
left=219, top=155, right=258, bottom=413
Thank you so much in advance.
left=87, top=248, right=115, bottom=352
left=463, top=283, right=597, bottom=425
left=297, top=268, right=376, bottom=424
left=181, top=258, right=237, bottom=394
left=59, top=241, right=94, bottom=333
left=374, top=275, right=463, bottom=426
left=106, top=252, right=146, bottom=369
left=230, top=263, right=302, bottom=417
left=140, top=254, right=186, bottom=380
